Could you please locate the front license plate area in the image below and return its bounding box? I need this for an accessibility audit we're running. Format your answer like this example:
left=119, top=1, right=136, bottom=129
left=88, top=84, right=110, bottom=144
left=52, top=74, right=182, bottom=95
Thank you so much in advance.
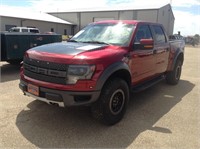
left=28, top=84, right=39, bottom=96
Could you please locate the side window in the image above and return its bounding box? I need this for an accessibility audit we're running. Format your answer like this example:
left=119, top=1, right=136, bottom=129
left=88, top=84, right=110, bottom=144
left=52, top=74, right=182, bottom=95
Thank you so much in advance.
left=12, top=28, right=20, bottom=32
left=22, top=29, right=28, bottom=32
left=134, top=25, right=153, bottom=43
left=30, top=29, right=39, bottom=33
left=152, top=25, right=166, bottom=43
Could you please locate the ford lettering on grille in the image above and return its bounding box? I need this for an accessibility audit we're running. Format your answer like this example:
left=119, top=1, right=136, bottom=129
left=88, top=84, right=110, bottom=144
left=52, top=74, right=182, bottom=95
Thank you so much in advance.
left=23, top=57, right=68, bottom=71
left=24, top=63, right=66, bottom=77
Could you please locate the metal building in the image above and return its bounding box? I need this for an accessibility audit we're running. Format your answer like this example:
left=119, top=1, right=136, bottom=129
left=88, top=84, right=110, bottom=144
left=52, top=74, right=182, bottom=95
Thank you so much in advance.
left=50, top=3, right=174, bottom=35
left=0, top=9, right=74, bottom=35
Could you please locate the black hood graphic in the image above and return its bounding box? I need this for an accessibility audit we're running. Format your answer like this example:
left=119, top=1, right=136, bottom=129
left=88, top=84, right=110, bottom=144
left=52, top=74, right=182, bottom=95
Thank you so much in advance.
left=30, top=42, right=107, bottom=56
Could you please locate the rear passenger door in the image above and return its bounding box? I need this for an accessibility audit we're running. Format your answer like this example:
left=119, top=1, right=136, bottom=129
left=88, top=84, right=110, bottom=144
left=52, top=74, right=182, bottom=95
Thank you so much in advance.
left=151, top=25, right=170, bottom=74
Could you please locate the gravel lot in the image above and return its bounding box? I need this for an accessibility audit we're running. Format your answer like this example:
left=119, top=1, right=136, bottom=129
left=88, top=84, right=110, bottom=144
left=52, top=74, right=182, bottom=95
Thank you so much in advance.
left=0, top=45, right=199, bottom=148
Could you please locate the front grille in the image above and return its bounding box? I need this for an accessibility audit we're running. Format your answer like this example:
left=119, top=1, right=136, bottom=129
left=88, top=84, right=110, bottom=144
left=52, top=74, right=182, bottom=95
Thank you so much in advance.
left=24, top=70, right=66, bottom=85
left=23, top=57, right=68, bottom=71
left=23, top=57, right=68, bottom=85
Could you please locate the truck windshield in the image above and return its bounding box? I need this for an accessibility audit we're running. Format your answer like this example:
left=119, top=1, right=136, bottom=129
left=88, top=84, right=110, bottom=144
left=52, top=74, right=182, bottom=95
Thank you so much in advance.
left=70, top=23, right=135, bottom=46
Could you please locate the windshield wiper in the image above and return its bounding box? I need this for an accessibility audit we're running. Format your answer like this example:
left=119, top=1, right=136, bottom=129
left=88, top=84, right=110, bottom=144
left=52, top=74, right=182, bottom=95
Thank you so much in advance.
left=82, top=41, right=110, bottom=45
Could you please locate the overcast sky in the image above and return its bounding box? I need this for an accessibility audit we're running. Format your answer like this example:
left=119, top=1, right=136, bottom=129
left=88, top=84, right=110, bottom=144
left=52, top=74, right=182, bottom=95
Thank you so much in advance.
left=1, top=0, right=200, bottom=36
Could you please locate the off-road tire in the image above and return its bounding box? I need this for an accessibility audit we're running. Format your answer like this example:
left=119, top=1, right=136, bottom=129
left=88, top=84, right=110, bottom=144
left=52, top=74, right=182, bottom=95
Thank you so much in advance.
left=91, top=78, right=129, bottom=125
left=166, top=60, right=182, bottom=85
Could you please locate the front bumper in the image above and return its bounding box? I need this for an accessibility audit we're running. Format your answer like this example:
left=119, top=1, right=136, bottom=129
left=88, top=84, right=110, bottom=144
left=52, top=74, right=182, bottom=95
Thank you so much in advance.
left=19, top=80, right=101, bottom=107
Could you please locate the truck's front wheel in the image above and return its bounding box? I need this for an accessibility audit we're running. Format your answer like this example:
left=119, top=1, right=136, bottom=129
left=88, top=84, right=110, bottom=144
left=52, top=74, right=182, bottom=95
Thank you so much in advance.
left=91, top=78, right=129, bottom=125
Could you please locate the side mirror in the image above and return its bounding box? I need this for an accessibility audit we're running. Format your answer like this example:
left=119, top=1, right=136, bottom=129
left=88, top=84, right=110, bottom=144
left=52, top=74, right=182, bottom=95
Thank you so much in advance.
left=133, top=39, right=154, bottom=50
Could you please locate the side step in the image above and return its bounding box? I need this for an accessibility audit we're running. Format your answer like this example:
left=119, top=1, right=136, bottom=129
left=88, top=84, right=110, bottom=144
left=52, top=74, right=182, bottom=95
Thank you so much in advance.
left=132, top=75, right=165, bottom=93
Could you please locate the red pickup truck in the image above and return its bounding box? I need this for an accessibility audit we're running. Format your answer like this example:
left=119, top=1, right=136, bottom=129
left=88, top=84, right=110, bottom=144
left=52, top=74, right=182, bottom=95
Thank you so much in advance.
left=19, top=20, right=184, bottom=125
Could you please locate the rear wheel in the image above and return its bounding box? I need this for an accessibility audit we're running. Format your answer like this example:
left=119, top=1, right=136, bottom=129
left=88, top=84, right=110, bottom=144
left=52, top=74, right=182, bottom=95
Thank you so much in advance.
left=91, top=78, right=129, bottom=125
left=166, top=60, right=182, bottom=85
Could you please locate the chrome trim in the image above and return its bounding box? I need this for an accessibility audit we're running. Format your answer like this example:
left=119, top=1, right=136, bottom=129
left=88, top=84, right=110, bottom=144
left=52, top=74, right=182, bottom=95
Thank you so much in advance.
left=24, top=92, right=65, bottom=107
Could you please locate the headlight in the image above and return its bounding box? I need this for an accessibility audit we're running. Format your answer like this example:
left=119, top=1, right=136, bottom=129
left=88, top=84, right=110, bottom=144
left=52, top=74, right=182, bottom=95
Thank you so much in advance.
left=66, top=65, right=95, bottom=84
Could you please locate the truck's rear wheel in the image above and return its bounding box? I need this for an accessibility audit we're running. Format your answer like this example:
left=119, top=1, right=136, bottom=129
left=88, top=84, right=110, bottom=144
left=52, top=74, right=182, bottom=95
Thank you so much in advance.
left=91, top=78, right=129, bottom=125
left=166, top=60, right=182, bottom=85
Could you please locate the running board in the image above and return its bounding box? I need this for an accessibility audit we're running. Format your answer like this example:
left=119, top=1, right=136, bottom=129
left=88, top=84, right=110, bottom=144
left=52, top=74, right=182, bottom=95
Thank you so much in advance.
left=132, top=75, right=165, bottom=93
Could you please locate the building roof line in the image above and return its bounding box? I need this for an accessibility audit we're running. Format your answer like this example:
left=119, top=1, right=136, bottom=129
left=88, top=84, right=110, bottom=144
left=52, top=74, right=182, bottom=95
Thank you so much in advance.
left=48, top=3, right=169, bottom=13
left=0, top=8, right=73, bottom=25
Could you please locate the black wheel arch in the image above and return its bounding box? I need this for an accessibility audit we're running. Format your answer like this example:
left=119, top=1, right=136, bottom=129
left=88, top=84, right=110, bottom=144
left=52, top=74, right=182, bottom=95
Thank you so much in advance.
left=95, top=62, right=131, bottom=91
left=171, top=49, right=184, bottom=70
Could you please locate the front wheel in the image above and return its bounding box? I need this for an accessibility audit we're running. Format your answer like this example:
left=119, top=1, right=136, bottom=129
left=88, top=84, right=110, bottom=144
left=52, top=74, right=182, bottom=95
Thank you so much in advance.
left=91, top=78, right=129, bottom=125
left=166, top=60, right=182, bottom=85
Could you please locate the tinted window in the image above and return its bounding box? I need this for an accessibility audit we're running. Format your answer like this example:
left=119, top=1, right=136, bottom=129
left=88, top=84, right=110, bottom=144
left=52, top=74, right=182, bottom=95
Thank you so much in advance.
left=22, top=29, right=28, bottom=32
left=12, top=28, right=20, bottom=32
left=134, top=25, right=153, bottom=43
left=30, top=29, right=39, bottom=33
left=152, top=25, right=166, bottom=43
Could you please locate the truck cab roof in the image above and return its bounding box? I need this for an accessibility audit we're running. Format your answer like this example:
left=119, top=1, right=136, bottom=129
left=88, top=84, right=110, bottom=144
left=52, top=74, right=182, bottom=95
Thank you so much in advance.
left=93, top=20, right=162, bottom=26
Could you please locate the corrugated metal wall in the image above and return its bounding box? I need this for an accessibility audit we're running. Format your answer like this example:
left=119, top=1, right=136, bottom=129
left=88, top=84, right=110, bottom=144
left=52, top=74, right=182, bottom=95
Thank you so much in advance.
left=50, top=4, right=174, bottom=35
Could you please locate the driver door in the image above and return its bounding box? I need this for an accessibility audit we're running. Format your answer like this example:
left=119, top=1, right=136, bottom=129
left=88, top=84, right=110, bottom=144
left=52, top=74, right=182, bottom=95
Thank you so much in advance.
left=129, top=24, right=156, bottom=85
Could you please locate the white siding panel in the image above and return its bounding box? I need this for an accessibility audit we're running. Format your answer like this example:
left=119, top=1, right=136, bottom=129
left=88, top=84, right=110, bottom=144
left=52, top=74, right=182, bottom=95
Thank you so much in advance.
left=119, top=11, right=133, bottom=20
left=137, top=10, right=157, bottom=22
left=158, top=5, right=174, bottom=35
left=23, top=20, right=71, bottom=34
left=80, top=12, right=119, bottom=29
left=0, top=17, right=21, bottom=31
left=0, top=16, right=72, bottom=35
left=51, top=13, right=78, bottom=24
left=94, top=17, right=115, bottom=22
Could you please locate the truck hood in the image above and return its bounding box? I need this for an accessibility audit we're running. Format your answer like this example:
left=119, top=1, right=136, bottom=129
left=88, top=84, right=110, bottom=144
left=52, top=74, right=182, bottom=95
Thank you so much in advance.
left=26, top=42, right=126, bottom=64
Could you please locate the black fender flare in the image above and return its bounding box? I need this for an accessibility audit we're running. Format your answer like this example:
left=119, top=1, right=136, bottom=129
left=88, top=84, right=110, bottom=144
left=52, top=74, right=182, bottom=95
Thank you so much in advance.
left=171, top=49, right=184, bottom=70
left=95, top=62, right=131, bottom=91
